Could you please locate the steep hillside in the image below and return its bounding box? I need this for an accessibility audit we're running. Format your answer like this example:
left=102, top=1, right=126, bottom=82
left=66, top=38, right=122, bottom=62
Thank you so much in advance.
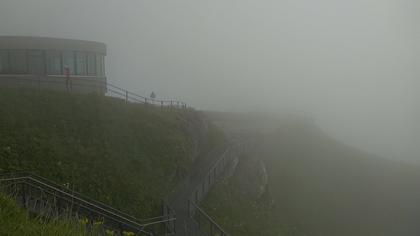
left=203, top=117, right=420, bottom=236
left=0, top=88, right=222, bottom=218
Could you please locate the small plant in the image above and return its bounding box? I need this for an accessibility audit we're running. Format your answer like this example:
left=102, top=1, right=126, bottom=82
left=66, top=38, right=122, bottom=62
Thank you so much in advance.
left=122, top=231, right=135, bottom=236
left=79, top=217, right=89, bottom=225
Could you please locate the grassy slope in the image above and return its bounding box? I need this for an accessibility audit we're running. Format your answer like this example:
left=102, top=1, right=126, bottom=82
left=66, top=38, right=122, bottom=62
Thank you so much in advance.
left=203, top=153, right=296, bottom=236
left=0, top=193, right=87, bottom=236
left=0, top=88, right=206, bottom=218
left=203, top=118, right=420, bottom=236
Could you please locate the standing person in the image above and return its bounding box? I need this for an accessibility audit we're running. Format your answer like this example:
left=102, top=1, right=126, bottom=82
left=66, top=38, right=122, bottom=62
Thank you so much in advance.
left=150, top=91, right=156, bottom=100
left=64, top=66, right=71, bottom=92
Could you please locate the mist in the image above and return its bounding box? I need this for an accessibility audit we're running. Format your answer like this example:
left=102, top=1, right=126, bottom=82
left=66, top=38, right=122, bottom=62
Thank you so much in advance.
left=1, top=0, right=418, bottom=162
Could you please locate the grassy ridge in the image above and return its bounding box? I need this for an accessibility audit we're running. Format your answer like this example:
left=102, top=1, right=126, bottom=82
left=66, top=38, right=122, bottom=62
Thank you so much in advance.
left=0, top=88, right=200, bottom=218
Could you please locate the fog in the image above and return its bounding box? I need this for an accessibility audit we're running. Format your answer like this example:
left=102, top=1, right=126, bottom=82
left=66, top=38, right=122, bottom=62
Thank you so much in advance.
left=0, top=0, right=418, bottom=161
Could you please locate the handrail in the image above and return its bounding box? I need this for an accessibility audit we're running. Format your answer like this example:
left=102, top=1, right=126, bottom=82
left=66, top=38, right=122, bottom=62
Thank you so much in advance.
left=13, top=179, right=148, bottom=231
left=0, top=171, right=143, bottom=223
left=187, top=143, right=241, bottom=236
left=189, top=200, right=229, bottom=236
left=99, top=81, right=186, bottom=106
left=0, top=75, right=188, bottom=108
left=0, top=171, right=176, bottom=235
left=1, top=176, right=144, bottom=228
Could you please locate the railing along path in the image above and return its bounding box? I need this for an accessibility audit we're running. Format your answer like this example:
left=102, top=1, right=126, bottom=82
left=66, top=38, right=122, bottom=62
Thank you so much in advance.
left=187, top=142, right=242, bottom=236
left=0, top=75, right=188, bottom=109
left=0, top=75, right=246, bottom=236
left=0, top=172, right=176, bottom=236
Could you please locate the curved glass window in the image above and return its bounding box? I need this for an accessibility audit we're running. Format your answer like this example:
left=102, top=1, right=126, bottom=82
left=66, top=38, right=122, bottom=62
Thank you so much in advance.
left=62, top=51, right=75, bottom=75
left=87, top=52, right=96, bottom=76
left=96, top=54, right=104, bottom=76
left=9, top=50, right=27, bottom=74
left=28, top=50, right=46, bottom=75
left=0, top=49, right=104, bottom=76
left=0, top=50, right=9, bottom=73
left=75, top=52, right=87, bottom=76
left=46, top=51, right=62, bottom=75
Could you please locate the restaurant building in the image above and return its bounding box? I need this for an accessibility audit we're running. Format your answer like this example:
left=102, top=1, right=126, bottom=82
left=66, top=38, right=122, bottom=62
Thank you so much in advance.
left=0, top=36, right=107, bottom=94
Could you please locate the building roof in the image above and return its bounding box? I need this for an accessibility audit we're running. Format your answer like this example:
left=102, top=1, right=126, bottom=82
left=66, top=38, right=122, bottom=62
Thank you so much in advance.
left=0, top=36, right=106, bottom=54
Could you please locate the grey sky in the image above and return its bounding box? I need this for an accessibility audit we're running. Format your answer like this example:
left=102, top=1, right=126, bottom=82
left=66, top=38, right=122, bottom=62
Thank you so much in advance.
left=0, top=0, right=418, bottom=161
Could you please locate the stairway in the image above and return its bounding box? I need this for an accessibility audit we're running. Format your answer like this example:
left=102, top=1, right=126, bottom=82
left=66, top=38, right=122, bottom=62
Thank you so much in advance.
left=169, top=142, right=241, bottom=236
left=0, top=172, right=175, bottom=236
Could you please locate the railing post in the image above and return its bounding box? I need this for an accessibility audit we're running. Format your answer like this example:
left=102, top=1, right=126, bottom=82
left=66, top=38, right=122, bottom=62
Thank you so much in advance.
left=197, top=211, right=201, bottom=229
left=21, top=183, right=27, bottom=208
left=195, top=190, right=199, bottom=204
left=173, top=214, right=176, bottom=234
left=188, top=199, right=191, bottom=218
left=213, top=167, right=216, bottom=182
left=164, top=208, right=168, bottom=235
left=56, top=197, right=61, bottom=216
left=118, top=223, right=124, bottom=236
left=208, top=173, right=211, bottom=186
left=125, top=90, right=128, bottom=103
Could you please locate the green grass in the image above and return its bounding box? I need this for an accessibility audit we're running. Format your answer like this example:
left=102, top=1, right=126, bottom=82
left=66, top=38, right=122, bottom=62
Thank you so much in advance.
left=202, top=154, right=298, bottom=236
left=0, top=193, right=88, bottom=236
left=0, top=88, right=216, bottom=218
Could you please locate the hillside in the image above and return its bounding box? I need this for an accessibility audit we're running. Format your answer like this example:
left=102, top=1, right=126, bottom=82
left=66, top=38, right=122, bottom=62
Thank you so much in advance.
left=203, top=115, right=420, bottom=236
left=0, top=88, right=223, bottom=219
left=0, top=193, right=87, bottom=236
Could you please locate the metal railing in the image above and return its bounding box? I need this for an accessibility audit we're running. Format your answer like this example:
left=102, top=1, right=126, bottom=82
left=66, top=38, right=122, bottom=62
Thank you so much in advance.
left=187, top=143, right=241, bottom=236
left=0, top=172, right=176, bottom=236
left=106, top=82, right=187, bottom=108
left=188, top=201, right=229, bottom=236
left=0, top=75, right=188, bottom=108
